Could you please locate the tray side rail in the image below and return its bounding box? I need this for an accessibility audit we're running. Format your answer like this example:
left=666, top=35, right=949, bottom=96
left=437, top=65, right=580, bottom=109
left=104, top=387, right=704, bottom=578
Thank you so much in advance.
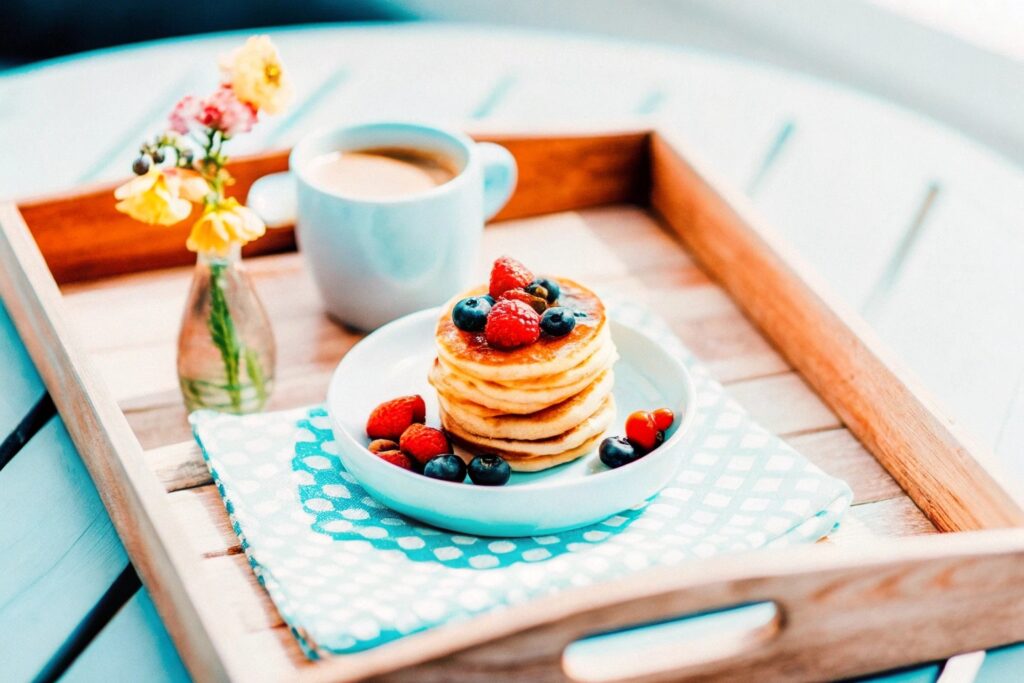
left=0, top=202, right=247, bottom=682
left=15, top=131, right=650, bottom=285
left=648, top=129, right=1024, bottom=533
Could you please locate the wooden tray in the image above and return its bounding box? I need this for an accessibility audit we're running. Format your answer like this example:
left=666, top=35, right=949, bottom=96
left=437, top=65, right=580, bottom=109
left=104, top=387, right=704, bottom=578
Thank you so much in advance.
left=2, top=128, right=1024, bottom=682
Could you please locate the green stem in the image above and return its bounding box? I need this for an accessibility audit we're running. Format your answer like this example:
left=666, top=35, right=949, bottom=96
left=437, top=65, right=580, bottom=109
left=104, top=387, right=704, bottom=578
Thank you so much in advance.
left=245, top=346, right=268, bottom=405
left=207, top=262, right=243, bottom=411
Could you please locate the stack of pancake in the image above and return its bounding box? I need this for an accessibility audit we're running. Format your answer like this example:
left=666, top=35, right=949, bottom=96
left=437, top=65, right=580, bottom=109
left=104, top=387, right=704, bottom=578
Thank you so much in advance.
left=430, top=278, right=617, bottom=472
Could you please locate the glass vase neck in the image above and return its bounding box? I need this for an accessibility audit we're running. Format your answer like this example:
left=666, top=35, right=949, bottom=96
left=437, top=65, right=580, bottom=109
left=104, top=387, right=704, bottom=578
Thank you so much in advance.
left=198, top=244, right=242, bottom=266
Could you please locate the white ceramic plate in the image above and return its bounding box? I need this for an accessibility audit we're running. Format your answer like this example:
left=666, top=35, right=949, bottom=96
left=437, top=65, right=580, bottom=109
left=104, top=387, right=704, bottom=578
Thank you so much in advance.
left=326, top=308, right=696, bottom=536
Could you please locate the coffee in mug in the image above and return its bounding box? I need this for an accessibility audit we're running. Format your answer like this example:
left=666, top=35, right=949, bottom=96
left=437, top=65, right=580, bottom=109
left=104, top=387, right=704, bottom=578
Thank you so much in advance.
left=306, top=148, right=459, bottom=199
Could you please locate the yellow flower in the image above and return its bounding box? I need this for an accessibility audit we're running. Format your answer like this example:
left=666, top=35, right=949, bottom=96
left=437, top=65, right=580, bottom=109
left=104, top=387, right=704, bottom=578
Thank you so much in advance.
left=114, top=169, right=205, bottom=226
left=220, top=36, right=293, bottom=115
left=187, top=198, right=266, bottom=256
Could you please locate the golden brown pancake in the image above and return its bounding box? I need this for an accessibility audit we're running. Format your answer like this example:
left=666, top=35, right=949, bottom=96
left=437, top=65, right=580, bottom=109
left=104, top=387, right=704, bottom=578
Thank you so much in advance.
left=447, top=431, right=607, bottom=472
left=427, top=342, right=616, bottom=415
left=441, top=395, right=615, bottom=456
left=437, top=369, right=614, bottom=440
left=486, top=334, right=616, bottom=390
left=435, top=279, right=607, bottom=382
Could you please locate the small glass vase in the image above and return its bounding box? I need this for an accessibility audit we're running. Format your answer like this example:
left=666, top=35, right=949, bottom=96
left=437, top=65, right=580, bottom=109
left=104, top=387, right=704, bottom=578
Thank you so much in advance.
left=177, top=247, right=275, bottom=414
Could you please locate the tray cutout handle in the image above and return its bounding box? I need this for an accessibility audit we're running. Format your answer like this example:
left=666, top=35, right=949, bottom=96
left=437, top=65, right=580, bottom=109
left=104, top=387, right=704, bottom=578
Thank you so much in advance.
left=564, top=601, right=781, bottom=682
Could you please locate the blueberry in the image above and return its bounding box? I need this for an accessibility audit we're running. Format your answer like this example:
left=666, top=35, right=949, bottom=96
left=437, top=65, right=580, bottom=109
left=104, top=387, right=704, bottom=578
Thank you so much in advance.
left=528, top=278, right=560, bottom=303
left=540, top=307, right=576, bottom=337
left=452, top=296, right=492, bottom=332
left=423, top=454, right=467, bottom=482
left=468, top=454, right=511, bottom=486
left=151, top=148, right=166, bottom=164
left=132, top=155, right=151, bottom=175
left=482, top=295, right=495, bottom=306
left=599, top=436, right=640, bottom=469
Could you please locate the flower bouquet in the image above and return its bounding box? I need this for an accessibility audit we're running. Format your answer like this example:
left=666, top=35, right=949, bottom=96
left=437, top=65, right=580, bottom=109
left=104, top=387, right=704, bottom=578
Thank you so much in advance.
left=114, top=36, right=292, bottom=414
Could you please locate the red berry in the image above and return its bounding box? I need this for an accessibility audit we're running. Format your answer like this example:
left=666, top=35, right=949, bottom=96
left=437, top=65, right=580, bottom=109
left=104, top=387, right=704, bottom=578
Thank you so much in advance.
left=625, top=410, right=660, bottom=453
left=399, top=424, right=451, bottom=465
left=489, top=256, right=534, bottom=300
left=485, top=300, right=541, bottom=349
left=366, top=395, right=427, bottom=440
left=652, top=408, right=675, bottom=432
left=376, top=449, right=414, bottom=470
left=368, top=439, right=400, bottom=454
left=499, top=288, right=547, bottom=314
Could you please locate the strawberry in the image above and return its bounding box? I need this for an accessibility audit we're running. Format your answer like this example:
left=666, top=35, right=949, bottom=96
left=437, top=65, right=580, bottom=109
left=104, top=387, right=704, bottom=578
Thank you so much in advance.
left=375, top=449, right=414, bottom=470
left=489, top=256, right=533, bottom=300
left=625, top=410, right=662, bottom=453
left=485, top=299, right=541, bottom=349
left=366, top=395, right=426, bottom=440
left=499, top=288, right=547, bottom=314
left=368, top=439, right=400, bottom=454
left=652, top=408, right=675, bottom=432
left=399, top=424, right=451, bottom=465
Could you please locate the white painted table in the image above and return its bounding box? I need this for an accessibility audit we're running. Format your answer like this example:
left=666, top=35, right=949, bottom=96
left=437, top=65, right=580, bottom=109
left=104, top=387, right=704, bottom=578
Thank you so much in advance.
left=1, top=23, right=1021, bottom=681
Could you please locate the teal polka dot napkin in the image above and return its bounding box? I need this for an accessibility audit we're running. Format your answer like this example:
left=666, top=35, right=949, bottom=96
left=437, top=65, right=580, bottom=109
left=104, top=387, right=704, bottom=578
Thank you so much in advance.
left=190, top=303, right=852, bottom=658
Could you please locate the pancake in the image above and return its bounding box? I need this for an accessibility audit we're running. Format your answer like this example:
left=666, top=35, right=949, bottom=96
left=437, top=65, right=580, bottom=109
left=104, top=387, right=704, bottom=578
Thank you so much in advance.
left=487, top=332, right=616, bottom=390
left=447, top=431, right=607, bottom=472
left=428, top=340, right=617, bottom=414
left=442, top=395, right=615, bottom=457
left=435, top=279, right=607, bottom=382
left=437, top=369, right=614, bottom=440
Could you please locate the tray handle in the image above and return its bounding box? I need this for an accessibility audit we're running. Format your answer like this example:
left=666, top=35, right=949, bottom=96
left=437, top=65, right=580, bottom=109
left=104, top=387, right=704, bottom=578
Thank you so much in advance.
left=366, top=530, right=1024, bottom=682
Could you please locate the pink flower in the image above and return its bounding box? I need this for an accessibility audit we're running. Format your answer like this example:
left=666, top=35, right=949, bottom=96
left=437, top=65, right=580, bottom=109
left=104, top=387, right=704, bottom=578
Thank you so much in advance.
left=168, top=95, right=200, bottom=134
left=196, top=86, right=257, bottom=137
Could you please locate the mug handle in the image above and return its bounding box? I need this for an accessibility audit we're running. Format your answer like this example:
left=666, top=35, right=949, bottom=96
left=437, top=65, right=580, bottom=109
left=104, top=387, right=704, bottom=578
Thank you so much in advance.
left=478, top=142, right=518, bottom=221
left=246, top=171, right=297, bottom=228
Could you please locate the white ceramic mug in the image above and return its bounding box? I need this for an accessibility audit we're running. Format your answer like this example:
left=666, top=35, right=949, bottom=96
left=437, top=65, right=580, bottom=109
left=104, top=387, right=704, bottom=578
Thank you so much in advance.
left=248, top=122, right=517, bottom=330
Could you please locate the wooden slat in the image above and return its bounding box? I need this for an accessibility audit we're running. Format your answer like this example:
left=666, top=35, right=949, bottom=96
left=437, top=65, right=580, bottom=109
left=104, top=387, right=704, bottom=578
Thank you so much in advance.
left=866, top=190, right=1024, bottom=465
left=727, top=373, right=840, bottom=436
left=788, top=428, right=903, bottom=505
left=650, top=129, right=1024, bottom=532
left=977, top=642, right=1024, bottom=682
left=0, top=419, right=128, bottom=682
left=63, top=589, right=190, bottom=683
left=0, top=302, right=44, bottom=436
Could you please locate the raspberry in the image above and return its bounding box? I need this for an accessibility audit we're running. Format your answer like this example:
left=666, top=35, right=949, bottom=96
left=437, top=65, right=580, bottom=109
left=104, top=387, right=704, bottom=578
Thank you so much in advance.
left=485, top=300, right=541, bottom=349
left=368, top=439, right=400, bottom=454
left=399, top=424, right=451, bottom=465
left=365, top=395, right=426, bottom=440
left=499, top=288, right=547, bottom=314
left=376, top=449, right=414, bottom=470
left=489, top=256, right=533, bottom=300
